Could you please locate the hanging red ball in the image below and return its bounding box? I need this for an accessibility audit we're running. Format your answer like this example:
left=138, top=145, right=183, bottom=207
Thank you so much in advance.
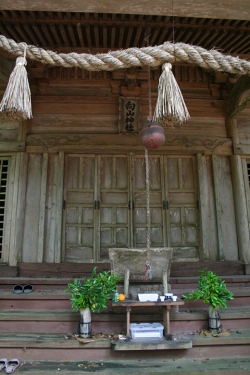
left=141, top=121, right=165, bottom=149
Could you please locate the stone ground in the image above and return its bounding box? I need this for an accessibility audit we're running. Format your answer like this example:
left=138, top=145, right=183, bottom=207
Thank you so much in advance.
left=11, top=357, right=250, bottom=375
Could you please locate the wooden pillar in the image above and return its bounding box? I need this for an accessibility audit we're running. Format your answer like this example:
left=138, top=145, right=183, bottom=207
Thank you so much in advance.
left=126, top=306, right=131, bottom=336
left=54, top=151, right=64, bottom=263
left=163, top=306, right=171, bottom=335
left=197, top=153, right=208, bottom=260
left=230, top=155, right=250, bottom=263
left=10, top=152, right=28, bottom=265
left=5, top=155, right=17, bottom=265
left=212, top=155, right=225, bottom=260
left=124, top=269, right=130, bottom=298
left=162, top=269, right=168, bottom=294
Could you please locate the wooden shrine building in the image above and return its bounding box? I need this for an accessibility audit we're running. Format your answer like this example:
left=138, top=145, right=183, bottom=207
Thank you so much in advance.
left=0, top=0, right=250, bottom=275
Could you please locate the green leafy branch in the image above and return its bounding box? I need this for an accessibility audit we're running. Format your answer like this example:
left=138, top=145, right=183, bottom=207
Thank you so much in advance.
left=182, top=269, right=234, bottom=311
left=65, top=267, right=122, bottom=312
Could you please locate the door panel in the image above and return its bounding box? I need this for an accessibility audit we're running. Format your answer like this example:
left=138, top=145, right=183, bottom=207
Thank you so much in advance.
left=99, top=156, right=130, bottom=259
left=64, top=155, right=96, bottom=262
left=132, top=155, right=166, bottom=248
left=63, top=153, right=199, bottom=262
left=165, top=156, right=199, bottom=260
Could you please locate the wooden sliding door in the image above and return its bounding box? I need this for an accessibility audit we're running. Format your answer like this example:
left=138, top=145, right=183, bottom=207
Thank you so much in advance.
left=63, top=153, right=199, bottom=262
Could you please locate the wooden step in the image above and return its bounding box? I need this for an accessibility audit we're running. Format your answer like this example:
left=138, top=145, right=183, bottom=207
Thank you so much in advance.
left=111, top=338, right=193, bottom=351
left=12, top=261, right=245, bottom=278
left=0, top=285, right=250, bottom=311
left=1, top=276, right=249, bottom=299
left=0, top=329, right=249, bottom=361
left=0, top=307, right=249, bottom=333
left=4, top=357, right=250, bottom=375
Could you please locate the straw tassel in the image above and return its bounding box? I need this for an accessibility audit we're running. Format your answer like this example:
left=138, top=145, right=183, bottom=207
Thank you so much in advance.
left=153, top=62, right=190, bottom=125
left=0, top=44, right=32, bottom=120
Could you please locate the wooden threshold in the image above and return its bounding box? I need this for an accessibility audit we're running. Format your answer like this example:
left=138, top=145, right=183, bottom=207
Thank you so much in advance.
left=13, top=260, right=245, bottom=279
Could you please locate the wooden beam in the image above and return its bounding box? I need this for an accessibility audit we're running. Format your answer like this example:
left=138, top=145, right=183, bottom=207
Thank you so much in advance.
left=0, top=55, right=14, bottom=83
left=234, top=144, right=250, bottom=155
left=0, top=141, right=25, bottom=152
left=230, top=155, right=250, bottom=264
left=1, top=0, right=250, bottom=21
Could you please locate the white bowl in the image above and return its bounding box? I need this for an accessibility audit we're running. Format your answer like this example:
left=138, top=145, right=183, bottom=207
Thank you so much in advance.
left=165, top=293, right=173, bottom=297
left=138, top=293, right=159, bottom=302
left=172, top=296, right=177, bottom=301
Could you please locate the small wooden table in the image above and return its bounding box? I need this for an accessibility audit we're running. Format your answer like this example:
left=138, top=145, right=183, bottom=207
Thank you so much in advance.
left=112, top=298, right=184, bottom=338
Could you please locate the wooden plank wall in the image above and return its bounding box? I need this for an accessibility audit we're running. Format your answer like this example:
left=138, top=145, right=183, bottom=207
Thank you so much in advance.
left=197, top=154, right=238, bottom=261
left=28, top=67, right=228, bottom=149
left=197, top=154, right=218, bottom=261
left=29, top=94, right=227, bottom=140
left=212, top=155, right=238, bottom=260
left=2, top=67, right=250, bottom=267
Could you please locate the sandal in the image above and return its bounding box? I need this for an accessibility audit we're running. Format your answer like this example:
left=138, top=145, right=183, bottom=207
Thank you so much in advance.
left=23, top=285, right=33, bottom=293
left=13, top=285, right=23, bottom=294
left=0, top=359, right=7, bottom=370
left=5, top=359, right=20, bottom=374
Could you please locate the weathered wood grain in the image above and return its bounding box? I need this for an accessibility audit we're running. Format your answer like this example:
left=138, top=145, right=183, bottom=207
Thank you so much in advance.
left=170, top=260, right=244, bottom=276
left=2, top=156, right=16, bottom=264
left=37, top=153, right=48, bottom=262
left=0, top=266, right=17, bottom=277
left=109, top=248, right=173, bottom=281
left=0, top=141, right=25, bottom=152
left=111, top=338, right=192, bottom=350
left=22, top=154, right=43, bottom=262
left=17, top=262, right=110, bottom=278
left=234, top=144, right=250, bottom=154
left=230, top=155, right=250, bottom=264
left=3, top=0, right=250, bottom=21
left=55, top=152, right=64, bottom=263
left=26, top=134, right=232, bottom=155
left=212, top=155, right=238, bottom=260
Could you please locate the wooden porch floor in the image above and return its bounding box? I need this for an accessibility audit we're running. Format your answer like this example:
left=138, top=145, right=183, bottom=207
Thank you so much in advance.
left=4, top=355, right=250, bottom=375
left=0, top=263, right=249, bottom=372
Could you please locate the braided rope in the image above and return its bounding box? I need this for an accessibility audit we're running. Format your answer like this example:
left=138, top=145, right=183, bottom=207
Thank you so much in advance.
left=0, top=34, right=250, bottom=74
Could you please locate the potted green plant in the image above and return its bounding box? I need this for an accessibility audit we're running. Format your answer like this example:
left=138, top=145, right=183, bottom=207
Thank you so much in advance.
left=182, top=269, right=234, bottom=332
left=65, top=267, right=122, bottom=337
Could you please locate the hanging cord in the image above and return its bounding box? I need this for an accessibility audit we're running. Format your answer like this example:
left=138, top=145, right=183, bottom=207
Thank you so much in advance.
left=147, top=64, right=152, bottom=121
left=145, top=147, right=152, bottom=279
left=172, top=0, right=175, bottom=64
left=145, top=17, right=152, bottom=122
left=144, top=18, right=152, bottom=280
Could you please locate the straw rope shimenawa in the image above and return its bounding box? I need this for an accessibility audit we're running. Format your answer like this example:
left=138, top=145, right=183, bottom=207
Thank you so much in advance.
left=0, top=34, right=250, bottom=75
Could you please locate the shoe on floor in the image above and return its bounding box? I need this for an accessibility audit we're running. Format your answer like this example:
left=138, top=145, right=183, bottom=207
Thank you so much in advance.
left=5, top=359, right=20, bottom=374
left=13, top=285, right=23, bottom=294
left=0, top=358, right=7, bottom=370
left=23, top=285, right=33, bottom=293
